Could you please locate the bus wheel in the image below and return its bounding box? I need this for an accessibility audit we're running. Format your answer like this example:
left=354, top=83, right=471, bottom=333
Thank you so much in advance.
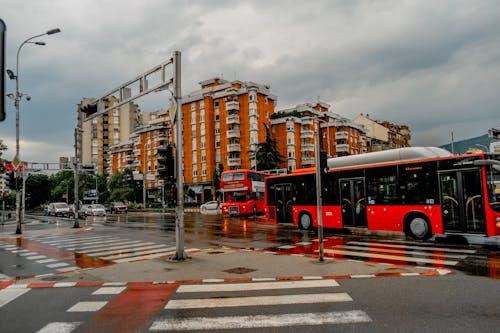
left=405, top=214, right=432, bottom=241
left=298, top=212, right=313, bottom=230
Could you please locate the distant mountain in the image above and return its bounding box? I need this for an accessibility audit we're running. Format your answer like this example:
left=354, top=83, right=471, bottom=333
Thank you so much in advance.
left=439, top=134, right=494, bottom=154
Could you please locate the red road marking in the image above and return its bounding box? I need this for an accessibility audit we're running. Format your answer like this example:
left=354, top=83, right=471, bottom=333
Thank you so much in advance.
left=78, top=282, right=178, bottom=333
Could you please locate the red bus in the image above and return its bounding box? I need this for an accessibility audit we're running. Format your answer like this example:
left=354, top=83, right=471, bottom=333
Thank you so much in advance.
left=220, top=169, right=269, bottom=216
left=265, top=147, right=500, bottom=240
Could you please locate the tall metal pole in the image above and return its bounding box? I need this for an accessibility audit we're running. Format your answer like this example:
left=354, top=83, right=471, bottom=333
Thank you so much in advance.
left=12, top=28, right=61, bottom=234
left=314, top=118, right=324, bottom=261
left=172, top=50, right=186, bottom=260
left=73, top=127, right=80, bottom=228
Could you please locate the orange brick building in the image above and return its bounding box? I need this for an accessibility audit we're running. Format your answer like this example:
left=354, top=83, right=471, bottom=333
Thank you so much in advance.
left=181, top=77, right=277, bottom=200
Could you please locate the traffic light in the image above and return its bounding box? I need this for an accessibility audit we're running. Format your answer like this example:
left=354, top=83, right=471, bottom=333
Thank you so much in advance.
left=157, top=144, right=175, bottom=182
left=7, top=171, right=15, bottom=190
left=319, top=150, right=328, bottom=176
left=1, top=19, right=6, bottom=122
left=80, top=103, right=98, bottom=117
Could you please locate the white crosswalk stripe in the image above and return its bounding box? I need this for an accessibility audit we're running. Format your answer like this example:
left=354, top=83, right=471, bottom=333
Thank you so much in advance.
left=328, top=240, right=478, bottom=266
left=29, top=234, right=174, bottom=264
left=151, top=279, right=371, bottom=331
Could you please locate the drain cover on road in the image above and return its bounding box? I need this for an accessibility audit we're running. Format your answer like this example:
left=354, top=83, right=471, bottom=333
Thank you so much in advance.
left=223, top=267, right=257, bottom=274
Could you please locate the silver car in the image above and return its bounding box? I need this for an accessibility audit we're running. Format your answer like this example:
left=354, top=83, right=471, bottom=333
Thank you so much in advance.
left=47, top=202, right=72, bottom=217
left=85, top=204, right=106, bottom=216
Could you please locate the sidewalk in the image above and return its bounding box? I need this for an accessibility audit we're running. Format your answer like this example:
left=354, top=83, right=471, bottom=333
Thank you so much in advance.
left=0, top=219, right=451, bottom=286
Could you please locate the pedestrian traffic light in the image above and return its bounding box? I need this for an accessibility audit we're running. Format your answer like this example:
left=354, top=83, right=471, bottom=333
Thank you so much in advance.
left=157, top=144, right=175, bottom=182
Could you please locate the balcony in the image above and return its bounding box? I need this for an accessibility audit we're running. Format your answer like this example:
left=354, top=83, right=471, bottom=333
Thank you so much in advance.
left=301, top=143, right=315, bottom=152
left=302, top=118, right=313, bottom=125
left=335, top=131, right=348, bottom=140
left=227, top=158, right=241, bottom=167
left=227, top=114, right=240, bottom=125
left=226, top=101, right=239, bottom=111
left=301, top=157, right=315, bottom=166
left=336, top=144, right=349, bottom=153
left=227, top=143, right=241, bottom=152
left=300, top=130, right=314, bottom=139
left=227, top=129, right=240, bottom=138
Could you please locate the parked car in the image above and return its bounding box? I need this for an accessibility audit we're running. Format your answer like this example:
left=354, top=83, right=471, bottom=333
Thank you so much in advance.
left=109, top=201, right=128, bottom=214
left=70, top=203, right=88, bottom=218
left=200, top=200, right=221, bottom=214
left=85, top=204, right=107, bottom=216
left=47, top=202, right=72, bottom=217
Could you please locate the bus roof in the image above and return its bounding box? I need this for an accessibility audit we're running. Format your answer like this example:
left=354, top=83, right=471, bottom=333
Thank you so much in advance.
left=326, top=147, right=452, bottom=169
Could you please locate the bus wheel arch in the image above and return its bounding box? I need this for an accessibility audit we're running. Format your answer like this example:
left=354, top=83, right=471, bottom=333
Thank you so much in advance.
left=298, top=211, right=313, bottom=230
left=404, top=212, right=432, bottom=241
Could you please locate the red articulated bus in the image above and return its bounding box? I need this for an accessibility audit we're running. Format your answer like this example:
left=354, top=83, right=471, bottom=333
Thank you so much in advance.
left=265, top=147, right=500, bottom=240
left=220, top=169, right=269, bottom=216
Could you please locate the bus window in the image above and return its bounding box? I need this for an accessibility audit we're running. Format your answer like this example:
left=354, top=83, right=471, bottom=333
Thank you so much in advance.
left=234, top=172, right=245, bottom=181
left=399, top=162, right=438, bottom=205
left=234, top=191, right=247, bottom=202
left=366, top=167, right=398, bottom=205
left=486, top=165, right=500, bottom=212
left=222, top=173, right=233, bottom=182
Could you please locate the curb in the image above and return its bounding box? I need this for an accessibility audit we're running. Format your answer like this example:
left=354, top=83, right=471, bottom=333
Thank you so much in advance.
left=0, top=269, right=452, bottom=289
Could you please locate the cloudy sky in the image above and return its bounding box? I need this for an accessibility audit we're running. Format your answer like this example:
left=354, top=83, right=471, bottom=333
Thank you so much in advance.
left=1, top=0, right=499, bottom=163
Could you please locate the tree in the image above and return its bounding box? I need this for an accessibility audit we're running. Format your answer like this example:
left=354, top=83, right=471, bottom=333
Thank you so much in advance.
left=25, top=174, right=50, bottom=208
left=253, top=123, right=285, bottom=171
left=0, top=139, right=7, bottom=159
left=212, top=163, right=224, bottom=190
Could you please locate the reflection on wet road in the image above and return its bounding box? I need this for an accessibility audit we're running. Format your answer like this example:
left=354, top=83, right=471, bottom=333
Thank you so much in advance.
left=97, top=212, right=499, bottom=279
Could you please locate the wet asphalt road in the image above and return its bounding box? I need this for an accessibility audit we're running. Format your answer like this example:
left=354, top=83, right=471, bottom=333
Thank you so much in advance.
left=2, top=211, right=498, bottom=280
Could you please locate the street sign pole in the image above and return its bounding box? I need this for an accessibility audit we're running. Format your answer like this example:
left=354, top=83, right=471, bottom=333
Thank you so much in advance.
left=172, top=51, right=187, bottom=260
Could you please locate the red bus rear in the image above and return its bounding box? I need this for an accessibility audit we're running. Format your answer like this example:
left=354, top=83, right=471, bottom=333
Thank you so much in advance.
left=265, top=148, right=500, bottom=239
left=220, top=169, right=268, bottom=216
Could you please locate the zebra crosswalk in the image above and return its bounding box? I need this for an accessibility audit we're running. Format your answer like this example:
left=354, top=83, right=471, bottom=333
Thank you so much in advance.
left=150, top=279, right=371, bottom=331
left=277, top=238, right=478, bottom=268
left=28, top=234, right=176, bottom=264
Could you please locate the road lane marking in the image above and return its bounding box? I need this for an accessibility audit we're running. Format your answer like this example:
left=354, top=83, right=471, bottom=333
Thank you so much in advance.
left=101, top=247, right=175, bottom=261
left=85, top=243, right=164, bottom=257
left=323, top=248, right=458, bottom=266
left=150, top=310, right=371, bottom=330
left=92, top=287, right=126, bottom=295
left=0, top=287, right=30, bottom=307
left=165, top=292, right=352, bottom=309
left=337, top=245, right=468, bottom=259
left=347, top=241, right=477, bottom=254
left=67, top=240, right=145, bottom=252
left=67, top=301, right=108, bottom=312
left=35, top=322, right=82, bottom=333
left=177, top=279, right=339, bottom=293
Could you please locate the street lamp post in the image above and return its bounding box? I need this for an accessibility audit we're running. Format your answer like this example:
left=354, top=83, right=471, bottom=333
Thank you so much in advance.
left=8, top=28, right=61, bottom=234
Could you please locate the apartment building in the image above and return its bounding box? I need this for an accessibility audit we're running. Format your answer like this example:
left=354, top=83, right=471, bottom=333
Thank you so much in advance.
left=79, top=97, right=140, bottom=175
left=108, top=109, right=172, bottom=191
left=181, top=77, right=277, bottom=200
left=353, top=114, right=411, bottom=151
left=271, top=102, right=367, bottom=171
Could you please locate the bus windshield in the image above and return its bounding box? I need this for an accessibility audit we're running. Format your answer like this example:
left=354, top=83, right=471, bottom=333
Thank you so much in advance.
left=224, top=190, right=248, bottom=203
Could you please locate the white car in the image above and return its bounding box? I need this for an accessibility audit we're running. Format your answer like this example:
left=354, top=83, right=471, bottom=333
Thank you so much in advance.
left=47, top=202, right=72, bottom=217
left=85, top=204, right=107, bottom=216
left=200, top=201, right=221, bottom=214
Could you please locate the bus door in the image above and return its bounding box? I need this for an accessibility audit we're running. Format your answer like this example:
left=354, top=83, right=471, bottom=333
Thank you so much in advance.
left=439, top=169, right=486, bottom=234
left=274, top=183, right=293, bottom=224
left=339, top=178, right=368, bottom=228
